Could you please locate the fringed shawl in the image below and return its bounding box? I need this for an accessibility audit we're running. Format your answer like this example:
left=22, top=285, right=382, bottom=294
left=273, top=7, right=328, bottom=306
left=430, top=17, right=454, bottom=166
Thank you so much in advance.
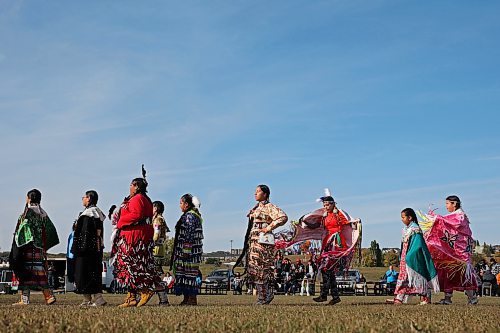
left=15, top=205, right=59, bottom=250
left=402, top=222, right=440, bottom=293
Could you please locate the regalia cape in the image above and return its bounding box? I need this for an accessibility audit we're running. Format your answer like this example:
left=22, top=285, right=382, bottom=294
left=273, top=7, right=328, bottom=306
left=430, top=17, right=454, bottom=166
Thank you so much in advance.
left=418, top=209, right=477, bottom=291
left=275, top=208, right=362, bottom=272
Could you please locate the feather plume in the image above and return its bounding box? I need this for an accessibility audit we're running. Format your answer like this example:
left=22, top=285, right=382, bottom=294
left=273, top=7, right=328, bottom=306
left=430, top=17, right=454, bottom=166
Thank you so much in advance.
left=141, top=164, right=147, bottom=179
left=192, top=196, right=201, bottom=209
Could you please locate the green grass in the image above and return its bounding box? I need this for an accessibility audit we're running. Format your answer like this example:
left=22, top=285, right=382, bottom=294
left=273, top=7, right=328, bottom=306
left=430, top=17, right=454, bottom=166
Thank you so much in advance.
left=1, top=292, right=499, bottom=332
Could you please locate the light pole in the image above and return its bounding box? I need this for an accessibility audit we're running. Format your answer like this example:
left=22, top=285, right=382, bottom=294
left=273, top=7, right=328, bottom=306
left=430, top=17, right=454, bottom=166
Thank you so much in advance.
left=230, top=239, right=233, bottom=255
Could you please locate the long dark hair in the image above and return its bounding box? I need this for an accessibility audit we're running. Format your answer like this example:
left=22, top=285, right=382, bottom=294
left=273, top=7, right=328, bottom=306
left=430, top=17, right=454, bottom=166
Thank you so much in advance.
left=85, top=190, right=99, bottom=206
left=257, top=184, right=270, bottom=200
left=180, top=194, right=201, bottom=216
left=233, top=217, right=253, bottom=276
left=108, top=205, right=117, bottom=220
left=181, top=194, right=194, bottom=210
left=27, top=189, right=42, bottom=204
left=131, top=178, right=148, bottom=194
left=446, top=195, right=461, bottom=209
left=401, top=208, right=419, bottom=225
left=153, top=201, right=165, bottom=215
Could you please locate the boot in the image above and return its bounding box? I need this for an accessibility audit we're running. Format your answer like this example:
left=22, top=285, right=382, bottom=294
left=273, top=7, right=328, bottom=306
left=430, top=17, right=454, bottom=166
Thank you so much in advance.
left=92, top=293, right=107, bottom=306
left=437, top=292, right=453, bottom=305
left=43, top=289, right=56, bottom=305
left=264, top=283, right=274, bottom=304
left=157, top=290, right=169, bottom=306
left=330, top=273, right=340, bottom=302
left=136, top=289, right=155, bottom=307
left=465, top=290, right=478, bottom=305
left=314, top=273, right=329, bottom=302
left=328, top=297, right=341, bottom=305
left=255, top=284, right=266, bottom=305
left=12, top=290, right=30, bottom=306
left=118, top=292, right=138, bottom=308
left=80, top=294, right=92, bottom=306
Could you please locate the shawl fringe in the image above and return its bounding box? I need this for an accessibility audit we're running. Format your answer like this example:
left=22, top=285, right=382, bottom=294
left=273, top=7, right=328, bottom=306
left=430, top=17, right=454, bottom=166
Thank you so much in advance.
left=407, top=265, right=440, bottom=293
left=464, top=262, right=476, bottom=286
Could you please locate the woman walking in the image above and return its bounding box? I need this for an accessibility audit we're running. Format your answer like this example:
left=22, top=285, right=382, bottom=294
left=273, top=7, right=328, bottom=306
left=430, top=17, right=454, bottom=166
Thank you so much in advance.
left=152, top=200, right=170, bottom=305
left=386, top=208, right=439, bottom=305
left=312, top=193, right=353, bottom=305
left=423, top=195, right=478, bottom=305
left=72, top=190, right=107, bottom=306
left=9, top=189, right=59, bottom=305
left=170, top=194, right=204, bottom=305
left=114, top=170, right=161, bottom=307
left=246, top=185, right=288, bottom=305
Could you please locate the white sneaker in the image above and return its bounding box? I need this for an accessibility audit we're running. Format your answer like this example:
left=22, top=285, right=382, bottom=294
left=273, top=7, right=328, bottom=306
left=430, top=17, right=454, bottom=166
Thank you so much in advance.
left=299, top=293, right=303, bottom=296
left=79, top=301, right=92, bottom=306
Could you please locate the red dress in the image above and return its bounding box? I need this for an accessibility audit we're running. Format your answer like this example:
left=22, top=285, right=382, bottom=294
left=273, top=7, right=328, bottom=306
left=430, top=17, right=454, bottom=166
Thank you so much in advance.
left=114, top=193, right=161, bottom=290
left=322, top=211, right=350, bottom=251
left=117, top=194, right=154, bottom=244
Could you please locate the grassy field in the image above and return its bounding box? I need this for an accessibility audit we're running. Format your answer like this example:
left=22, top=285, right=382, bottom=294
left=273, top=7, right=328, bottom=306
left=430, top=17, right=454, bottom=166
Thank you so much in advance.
left=1, top=292, right=499, bottom=332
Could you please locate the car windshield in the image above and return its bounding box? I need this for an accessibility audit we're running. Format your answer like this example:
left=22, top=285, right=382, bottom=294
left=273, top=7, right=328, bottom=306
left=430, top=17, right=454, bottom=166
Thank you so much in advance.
left=211, top=271, right=228, bottom=277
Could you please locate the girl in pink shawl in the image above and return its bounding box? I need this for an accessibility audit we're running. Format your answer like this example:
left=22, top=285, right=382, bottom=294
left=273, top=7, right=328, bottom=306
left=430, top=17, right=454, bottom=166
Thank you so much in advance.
left=423, top=195, right=478, bottom=305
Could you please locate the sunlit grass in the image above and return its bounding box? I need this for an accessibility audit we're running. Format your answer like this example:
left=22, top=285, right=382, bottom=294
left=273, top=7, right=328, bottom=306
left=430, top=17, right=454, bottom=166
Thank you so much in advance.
left=1, top=292, right=499, bottom=332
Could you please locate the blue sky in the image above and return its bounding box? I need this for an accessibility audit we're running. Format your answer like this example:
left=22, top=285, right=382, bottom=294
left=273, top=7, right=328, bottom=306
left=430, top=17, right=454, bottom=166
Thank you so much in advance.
left=1, top=1, right=499, bottom=254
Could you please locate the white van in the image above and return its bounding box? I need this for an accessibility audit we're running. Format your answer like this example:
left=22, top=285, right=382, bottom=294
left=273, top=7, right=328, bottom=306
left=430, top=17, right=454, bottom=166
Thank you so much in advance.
left=46, top=258, right=115, bottom=293
left=102, top=260, right=114, bottom=292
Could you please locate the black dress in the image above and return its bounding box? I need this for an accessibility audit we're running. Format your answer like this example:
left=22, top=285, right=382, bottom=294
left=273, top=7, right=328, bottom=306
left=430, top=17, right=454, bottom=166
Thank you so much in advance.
left=72, top=207, right=105, bottom=294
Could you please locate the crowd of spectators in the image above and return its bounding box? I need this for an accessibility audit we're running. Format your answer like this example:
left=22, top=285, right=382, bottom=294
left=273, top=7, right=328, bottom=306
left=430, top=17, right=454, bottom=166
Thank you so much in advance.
left=270, top=254, right=317, bottom=296
left=476, top=258, right=499, bottom=296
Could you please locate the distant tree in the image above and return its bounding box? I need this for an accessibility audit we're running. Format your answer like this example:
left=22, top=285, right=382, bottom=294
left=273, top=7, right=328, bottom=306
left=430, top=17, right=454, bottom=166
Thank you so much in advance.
left=353, top=248, right=362, bottom=266
left=360, top=248, right=375, bottom=267
left=205, top=258, right=221, bottom=265
left=370, top=240, right=383, bottom=267
left=483, top=242, right=493, bottom=256
left=383, top=250, right=400, bottom=267
left=164, top=238, right=175, bottom=266
left=471, top=253, right=483, bottom=266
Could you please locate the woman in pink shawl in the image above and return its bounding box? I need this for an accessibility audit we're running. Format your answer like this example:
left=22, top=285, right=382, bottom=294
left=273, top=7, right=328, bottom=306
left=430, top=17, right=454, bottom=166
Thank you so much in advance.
left=424, top=195, right=478, bottom=305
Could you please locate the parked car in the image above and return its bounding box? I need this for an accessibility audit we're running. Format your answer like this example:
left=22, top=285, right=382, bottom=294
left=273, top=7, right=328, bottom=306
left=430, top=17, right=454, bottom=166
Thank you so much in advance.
left=205, top=269, right=234, bottom=289
left=0, top=268, right=15, bottom=294
left=336, top=269, right=361, bottom=283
